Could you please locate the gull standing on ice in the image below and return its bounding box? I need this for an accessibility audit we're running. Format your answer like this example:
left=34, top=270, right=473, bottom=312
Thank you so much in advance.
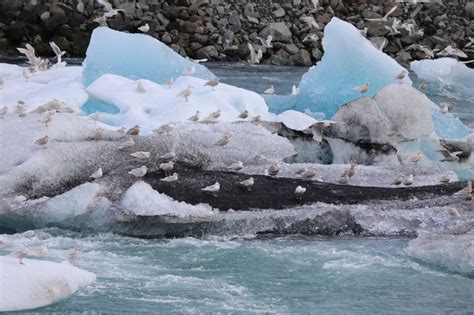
left=227, top=161, right=243, bottom=171
left=201, top=109, right=221, bottom=123
left=252, top=115, right=262, bottom=123
left=403, top=174, right=414, bottom=186
left=188, top=111, right=201, bottom=122
left=394, top=70, right=408, bottom=83
left=264, top=86, right=275, bottom=95
left=204, top=77, right=220, bottom=91
left=238, top=110, right=249, bottom=120
left=268, top=163, right=280, bottom=177
left=239, top=177, right=254, bottom=190
left=118, top=138, right=135, bottom=151
left=215, top=131, right=234, bottom=146
left=153, top=122, right=176, bottom=135
left=408, top=152, right=422, bottom=164
left=129, top=166, right=147, bottom=179
left=131, top=151, right=151, bottom=160
left=49, top=41, right=66, bottom=67
left=159, top=161, right=174, bottom=175
left=202, top=182, right=220, bottom=193
left=0, top=106, right=7, bottom=119
left=14, top=246, right=28, bottom=264
left=343, top=163, right=358, bottom=179
left=439, top=172, right=454, bottom=184
left=177, top=85, right=193, bottom=102
left=136, top=81, right=146, bottom=93
left=392, top=175, right=403, bottom=186
left=36, top=244, right=48, bottom=257
left=138, top=23, right=150, bottom=33
left=338, top=174, right=350, bottom=185
left=440, top=102, right=455, bottom=114
left=68, top=248, right=80, bottom=265
left=126, top=125, right=141, bottom=135
left=300, top=166, right=317, bottom=179
left=159, top=151, right=176, bottom=161
left=88, top=111, right=100, bottom=124
left=447, top=208, right=460, bottom=219
left=161, top=173, right=178, bottom=183
left=353, top=82, right=370, bottom=94
left=35, top=135, right=49, bottom=146
left=90, top=168, right=103, bottom=179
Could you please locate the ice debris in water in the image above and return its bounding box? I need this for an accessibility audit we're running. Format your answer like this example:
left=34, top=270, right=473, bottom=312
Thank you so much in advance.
left=288, top=17, right=411, bottom=118
left=411, top=58, right=474, bottom=95
left=82, top=27, right=214, bottom=87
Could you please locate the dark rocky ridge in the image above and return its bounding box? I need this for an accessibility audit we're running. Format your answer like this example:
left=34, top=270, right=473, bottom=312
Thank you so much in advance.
left=0, top=0, right=473, bottom=67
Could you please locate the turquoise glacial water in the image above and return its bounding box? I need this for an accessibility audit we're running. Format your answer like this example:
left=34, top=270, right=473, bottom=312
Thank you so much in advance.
left=1, top=229, right=473, bottom=314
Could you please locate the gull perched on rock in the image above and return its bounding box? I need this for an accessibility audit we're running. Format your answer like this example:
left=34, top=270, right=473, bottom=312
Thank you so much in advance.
left=439, top=172, right=455, bottom=184
left=238, top=110, right=249, bottom=120
left=302, top=15, right=319, bottom=29
left=299, top=166, right=317, bottom=179
left=436, top=45, right=468, bottom=58
left=385, top=18, right=402, bottom=36
left=159, top=151, right=176, bottom=161
left=257, top=35, right=273, bottom=48
left=0, top=106, right=7, bottom=119
left=353, top=82, right=370, bottom=94
left=90, top=168, right=103, bottom=179
left=438, top=149, right=463, bottom=162
left=126, top=125, right=141, bottom=136
left=188, top=111, right=201, bottom=122
left=403, top=174, right=414, bottom=186
left=129, top=166, right=147, bottom=179
left=365, top=5, right=397, bottom=22
left=303, top=33, right=319, bottom=43
left=204, top=77, right=220, bottom=91
left=392, top=175, right=403, bottom=186
left=201, top=109, right=221, bottom=123
left=49, top=41, right=66, bottom=67
left=406, top=44, right=434, bottom=59
left=227, top=161, right=243, bottom=171
left=295, top=186, right=306, bottom=198
left=239, top=177, right=254, bottom=190
left=118, top=138, right=135, bottom=151
left=138, top=23, right=150, bottom=33
left=268, top=163, right=280, bottom=177
left=161, top=173, right=178, bottom=183
left=264, top=86, right=275, bottom=95
left=131, top=151, right=151, bottom=160
left=153, top=122, right=176, bottom=135
left=248, top=43, right=263, bottom=65
left=35, top=135, right=49, bottom=146
left=68, top=249, right=80, bottom=265
left=215, top=131, right=234, bottom=146
left=14, top=246, right=28, bottom=264
left=36, top=244, right=48, bottom=257
left=177, top=85, right=193, bottom=102
left=159, top=161, right=174, bottom=175
left=408, top=152, right=422, bottom=164
left=98, top=0, right=125, bottom=18
left=202, top=182, right=220, bottom=193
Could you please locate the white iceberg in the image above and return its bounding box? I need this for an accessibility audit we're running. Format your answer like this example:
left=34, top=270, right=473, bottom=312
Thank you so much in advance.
left=0, top=256, right=96, bottom=312
left=288, top=17, right=411, bottom=119
left=82, top=27, right=214, bottom=88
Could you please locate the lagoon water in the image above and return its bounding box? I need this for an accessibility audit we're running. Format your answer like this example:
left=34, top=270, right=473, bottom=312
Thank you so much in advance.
left=1, top=62, right=473, bottom=313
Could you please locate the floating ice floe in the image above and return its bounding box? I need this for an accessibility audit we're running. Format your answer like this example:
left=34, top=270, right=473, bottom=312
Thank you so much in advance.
left=82, top=27, right=214, bottom=87
left=0, top=256, right=96, bottom=312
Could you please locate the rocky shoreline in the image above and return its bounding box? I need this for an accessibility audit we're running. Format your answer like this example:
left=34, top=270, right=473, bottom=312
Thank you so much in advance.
left=0, top=0, right=473, bottom=67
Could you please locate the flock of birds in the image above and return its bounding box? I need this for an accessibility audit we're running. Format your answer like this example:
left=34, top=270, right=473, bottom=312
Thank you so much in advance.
left=0, top=241, right=81, bottom=266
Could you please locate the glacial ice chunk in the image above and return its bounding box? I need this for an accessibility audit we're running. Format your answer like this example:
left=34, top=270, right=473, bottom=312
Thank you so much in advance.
left=292, top=17, right=412, bottom=118
left=82, top=27, right=215, bottom=87
left=0, top=256, right=96, bottom=312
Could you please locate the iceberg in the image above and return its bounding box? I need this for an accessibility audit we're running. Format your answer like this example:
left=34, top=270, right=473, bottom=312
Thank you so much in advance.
left=82, top=27, right=215, bottom=87
left=0, top=256, right=96, bottom=312
left=290, top=17, right=411, bottom=118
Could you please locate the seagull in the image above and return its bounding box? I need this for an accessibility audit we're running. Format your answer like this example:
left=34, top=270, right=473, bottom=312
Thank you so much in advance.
left=394, top=70, right=408, bottom=82
left=35, top=135, right=49, bottom=146
left=49, top=41, right=66, bottom=67
left=439, top=172, right=455, bottom=184
left=248, top=43, right=263, bottom=65
left=264, top=86, right=275, bottom=95
left=292, top=85, right=299, bottom=96
left=201, top=109, right=221, bottom=124
left=90, top=168, right=103, bottom=179
left=118, top=138, right=135, bottom=151
left=187, top=57, right=208, bottom=64
left=464, top=181, right=472, bottom=201
left=0, top=106, right=7, bottom=119
left=202, top=182, right=220, bottom=193
left=36, top=244, right=48, bottom=257
left=177, top=85, right=193, bottom=102
left=23, top=69, right=32, bottom=81
left=338, top=174, right=350, bottom=185
left=239, top=177, right=254, bottom=190
left=161, top=173, right=178, bottom=183
left=384, top=18, right=402, bottom=36
left=68, top=248, right=80, bottom=265
left=215, top=131, right=234, bottom=146
left=359, top=27, right=368, bottom=37
left=408, top=152, right=422, bottom=164
left=138, top=23, right=150, bottom=33
left=88, top=111, right=100, bottom=124
left=365, top=5, right=397, bottom=22
left=126, top=125, right=141, bottom=136
left=159, top=161, right=174, bottom=175
left=252, top=115, right=262, bottom=123
left=309, top=0, right=320, bottom=13
left=447, top=207, right=460, bottom=219
left=299, top=166, right=317, bottom=179
left=152, top=122, right=176, bottom=135
left=98, top=0, right=125, bottom=18
left=440, top=102, right=455, bottom=114
left=0, top=78, right=4, bottom=89
left=465, top=37, right=474, bottom=49
left=238, top=110, right=249, bottom=119
left=392, top=175, right=403, bottom=186
left=93, top=15, right=108, bottom=26
left=204, top=77, right=220, bottom=91
left=159, top=151, right=176, bottom=161
left=301, top=15, right=319, bottom=29
left=295, top=185, right=307, bottom=197
left=17, top=43, right=41, bottom=67
left=418, top=81, right=427, bottom=90
left=136, top=81, right=146, bottom=93
left=302, top=33, right=319, bottom=43
left=305, top=120, right=338, bottom=143
left=188, top=111, right=201, bottom=122
left=256, top=35, right=273, bottom=48
left=403, top=174, right=414, bottom=186
left=406, top=44, right=434, bottom=59
left=353, top=82, right=370, bottom=94
left=131, top=151, right=151, bottom=160
left=0, top=240, right=5, bottom=250
left=14, top=246, right=28, bottom=264
left=343, top=163, right=357, bottom=179
left=227, top=161, right=243, bottom=171
left=438, top=149, right=463, bottom=162
left=164, top=78, right=174, bottom=88
left=224, top=39, right=238, bottom=50
left=268, top=163, right=280, bottom=177
left=128, top=166, right=147, bottom=178
left=436, top=45, right=468, bottom=58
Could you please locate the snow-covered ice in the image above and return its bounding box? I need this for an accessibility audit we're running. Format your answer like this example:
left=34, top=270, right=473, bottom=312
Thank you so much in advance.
left=0, top=256, right=96, bottom=312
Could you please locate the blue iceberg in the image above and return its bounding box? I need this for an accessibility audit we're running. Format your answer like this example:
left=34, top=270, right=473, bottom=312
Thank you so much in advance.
left=82, top=27, right=215, bottom=87
left=292, top=17, right=411, bottom=118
